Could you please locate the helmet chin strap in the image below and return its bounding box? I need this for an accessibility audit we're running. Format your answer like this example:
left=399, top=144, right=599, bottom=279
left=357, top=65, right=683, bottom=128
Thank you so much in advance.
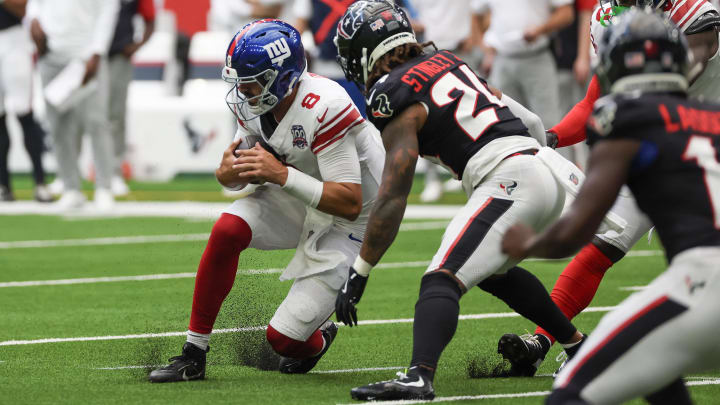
left=284, top=63, right=308, bottom=98
left=361, top=47, right=369, bottom=85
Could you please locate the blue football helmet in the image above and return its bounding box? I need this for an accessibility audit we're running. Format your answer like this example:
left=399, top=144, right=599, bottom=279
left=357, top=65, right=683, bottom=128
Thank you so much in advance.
left=222, top=19, right=306, bottom=120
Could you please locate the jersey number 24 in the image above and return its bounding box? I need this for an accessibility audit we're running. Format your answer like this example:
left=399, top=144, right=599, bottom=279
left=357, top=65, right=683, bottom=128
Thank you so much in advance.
left=430, top=65, right=505, bottom=141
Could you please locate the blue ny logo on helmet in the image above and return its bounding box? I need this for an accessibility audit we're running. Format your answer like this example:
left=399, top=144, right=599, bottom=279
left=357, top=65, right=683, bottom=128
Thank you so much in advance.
left=222, top=19, right=306, bottom=121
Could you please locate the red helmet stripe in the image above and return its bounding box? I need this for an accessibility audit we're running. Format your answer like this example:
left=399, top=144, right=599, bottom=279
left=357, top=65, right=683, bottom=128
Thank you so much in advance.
left=227, top=19, right=284, bottom=57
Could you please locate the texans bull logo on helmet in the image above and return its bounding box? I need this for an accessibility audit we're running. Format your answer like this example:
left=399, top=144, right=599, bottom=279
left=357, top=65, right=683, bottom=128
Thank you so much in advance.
left=337, top=0, right=371, bottom=39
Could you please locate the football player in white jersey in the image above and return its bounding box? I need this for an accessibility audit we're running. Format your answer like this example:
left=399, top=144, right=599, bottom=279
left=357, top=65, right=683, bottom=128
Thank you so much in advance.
left=498, top=0, right=720, bottom=376
left=148, top=19, right=385, bottom=383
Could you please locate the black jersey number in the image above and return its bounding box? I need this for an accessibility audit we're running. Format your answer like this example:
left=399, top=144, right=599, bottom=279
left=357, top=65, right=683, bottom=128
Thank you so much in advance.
left=682, top=135, right=720, bottom=228
left=430, top=65, right=506, bottom=141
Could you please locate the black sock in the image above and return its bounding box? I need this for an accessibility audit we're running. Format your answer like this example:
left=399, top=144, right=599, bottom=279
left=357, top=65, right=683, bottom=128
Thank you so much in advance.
left=18, top=112, right=46, bottom=185
left=477, top=266, right=577, bottom=343
left=0, top=114, right=9, bottom=189
left=645, top=378, right=692, bottom=405
left=409, top=272, right=462, bottom=382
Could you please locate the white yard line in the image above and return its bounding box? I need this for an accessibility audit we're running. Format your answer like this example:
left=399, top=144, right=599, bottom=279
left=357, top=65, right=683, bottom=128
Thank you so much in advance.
left=0, top=234, right=211, bottom=249
left=94, top=364, right=406, bottom=373
left=0, top=307, right=617, bottom=347
left=0, top=250, right=662, bottom=289
left=96, top=365, right=161, bottom=370
left=687, top=379, right=720, bottom=386
left=0, top=201, right=462, bottom=220
left=310, top=366, right=405, bottom=374
left=0, top=221, right=450, bottom=250
left=0, top=260, right=432, bottom=288
left=0, top=272, right=202, bottom=287
left=337, top=391, right=552, bottom=405
left=335, top=378, right=720, bottom=405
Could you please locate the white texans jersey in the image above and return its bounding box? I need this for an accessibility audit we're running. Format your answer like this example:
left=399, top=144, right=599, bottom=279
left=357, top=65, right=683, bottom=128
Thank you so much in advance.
left=234, top=72, right=385, bottom=231
left=590, top=0, right=720, bottom=101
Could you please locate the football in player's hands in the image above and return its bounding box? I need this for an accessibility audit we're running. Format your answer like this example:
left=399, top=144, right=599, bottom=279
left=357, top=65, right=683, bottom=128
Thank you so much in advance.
left=234, top=134, right=262, bottom=157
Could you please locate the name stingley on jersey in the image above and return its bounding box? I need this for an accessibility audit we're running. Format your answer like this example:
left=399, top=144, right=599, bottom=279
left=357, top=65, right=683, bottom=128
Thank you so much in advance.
left=588, top=93, right=720, bottom=261
left=365, top=50, right=530, bottom=180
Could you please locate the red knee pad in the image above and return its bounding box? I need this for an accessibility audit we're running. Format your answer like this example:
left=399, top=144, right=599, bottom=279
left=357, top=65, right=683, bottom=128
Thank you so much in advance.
left=266, top=325, right=323, bottom=359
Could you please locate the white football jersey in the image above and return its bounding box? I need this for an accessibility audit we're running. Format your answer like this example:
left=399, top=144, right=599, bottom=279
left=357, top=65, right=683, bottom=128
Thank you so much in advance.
left=234, top=73, right=385, bottom=231
left=590, top=0, right=720, bottom=101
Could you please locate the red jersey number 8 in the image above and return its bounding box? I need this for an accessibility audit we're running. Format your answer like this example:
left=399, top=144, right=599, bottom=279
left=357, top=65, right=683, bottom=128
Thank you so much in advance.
left=301, top=93, right=320, bottom=109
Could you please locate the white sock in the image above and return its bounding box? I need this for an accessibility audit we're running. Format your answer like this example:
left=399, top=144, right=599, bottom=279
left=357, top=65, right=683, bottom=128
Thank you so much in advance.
left=187, top=330, right=210, bottom=350
left=560, top=338, right=581, bottom=349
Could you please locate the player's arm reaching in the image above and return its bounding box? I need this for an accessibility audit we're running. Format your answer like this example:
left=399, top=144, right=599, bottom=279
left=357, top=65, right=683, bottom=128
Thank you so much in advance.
left=501, top=138, right=639, bottom=260
left=335, top=103, right=425, bottom=326
left=547, top=75, right=602, bottom=148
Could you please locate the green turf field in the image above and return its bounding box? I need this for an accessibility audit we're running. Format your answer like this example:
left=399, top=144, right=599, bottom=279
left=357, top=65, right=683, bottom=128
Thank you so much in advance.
left=1, top=176, right=719, bottom=404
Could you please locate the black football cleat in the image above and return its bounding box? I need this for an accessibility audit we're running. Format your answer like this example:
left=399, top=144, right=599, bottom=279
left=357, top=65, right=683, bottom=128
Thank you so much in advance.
left=351, top=368, right=435, bottom=401
left=279, top=321, right=338, bottom=374
left=148, top=342, right=208, bottom=383
left=498, top=333, right=548, bottom=377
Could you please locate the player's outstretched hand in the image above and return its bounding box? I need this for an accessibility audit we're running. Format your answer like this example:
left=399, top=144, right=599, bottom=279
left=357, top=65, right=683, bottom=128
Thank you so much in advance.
left=234, top=143, right=287, bottom=185
left=501, top=222, right=536, bottom=260
left=335, top=267, right=368, bottom=327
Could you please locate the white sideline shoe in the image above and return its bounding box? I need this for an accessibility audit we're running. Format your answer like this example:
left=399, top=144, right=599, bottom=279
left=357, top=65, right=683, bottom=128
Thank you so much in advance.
left=94, top=188, right=115, bottom=211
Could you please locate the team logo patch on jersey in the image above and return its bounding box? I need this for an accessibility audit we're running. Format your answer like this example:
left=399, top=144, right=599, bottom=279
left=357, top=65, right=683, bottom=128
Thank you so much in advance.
left=685, top=275, right=706, bottom=294
left=337, top=1, right=369, bottom=39
left=569, top=173, right=579, bottom=186
left=499, top=181, right=518, bottom=195
left=291, top=125, right=308, bottom=149
left=370, top=93, right=394, bottom=118
left=263, top=37, right=291, bottom=67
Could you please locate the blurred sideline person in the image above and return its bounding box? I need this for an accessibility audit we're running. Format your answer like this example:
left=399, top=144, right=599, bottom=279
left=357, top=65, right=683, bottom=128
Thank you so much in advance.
left=148, top=19, right=385, bottom=382
left=477, top=0, right=574, bottom=130
left=551, top=0, right=595, bottom=167
left=208, top=0, right=289, bottom=33
left=502, top=10, right=720, bottom=404
left=107, top=0, right=156, bottom=196
left=28, top=0, right=120, bottom=210
left=293, top=0, right=364, bottom=115
left=502, top=0, right=720, bottom=374
left=0, top=0, right=51, bottom=202
left=408, top=0, right=473, bottom=202
left=333, top=2, right=586, bottom=400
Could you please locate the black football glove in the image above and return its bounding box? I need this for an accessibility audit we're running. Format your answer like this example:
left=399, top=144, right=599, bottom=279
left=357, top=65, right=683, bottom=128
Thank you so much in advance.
left=335, top=266, right=369, bottom=327
left=546, top=130, right=559, bottom=149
